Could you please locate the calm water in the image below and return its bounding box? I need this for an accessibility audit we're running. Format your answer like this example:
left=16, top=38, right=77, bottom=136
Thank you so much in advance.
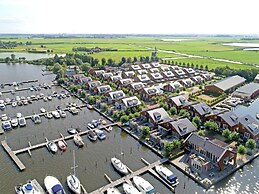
left=0, top=52, right=64, bottom=60
left=0, top=63, right=258, bottom=194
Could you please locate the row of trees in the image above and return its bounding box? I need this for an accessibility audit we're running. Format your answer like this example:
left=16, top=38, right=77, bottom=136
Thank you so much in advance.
left=161, top=60, right=209, bottom=71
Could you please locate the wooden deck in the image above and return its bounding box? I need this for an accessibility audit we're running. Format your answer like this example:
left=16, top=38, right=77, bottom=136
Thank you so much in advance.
left=1, top=140, right=26, bottom=171
left=89, top=158, right=168, bottom=194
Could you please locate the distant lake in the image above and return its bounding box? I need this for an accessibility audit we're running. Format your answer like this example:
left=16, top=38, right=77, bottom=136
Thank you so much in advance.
left=0, top=52, right=65, bottom=60
left=161, top=38, right=193, bottom=42
left=222, top=43, right=259, bottom=47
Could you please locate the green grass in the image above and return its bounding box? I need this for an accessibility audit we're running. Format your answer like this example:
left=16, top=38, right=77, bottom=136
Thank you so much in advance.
left=0, top=36, right=259, bottom=70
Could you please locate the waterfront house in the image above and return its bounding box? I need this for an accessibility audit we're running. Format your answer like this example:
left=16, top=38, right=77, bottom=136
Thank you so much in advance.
left=205, top=75, right=246, bottom=93
left=180, top=78, right=194, bottom=88
left=72, top=74, right=85, bottom=83
left=108, top=75, right=122, bottom=83
left=150, top=73, right=164, bottom=82
left=128, top=82, right=145, bottom=93
left=141, top=63, right=152, bottom=69
left=115, top=96, right=141, bottom=110
left=118, top=78, right=133, bottom=88
left=191, top=76, right=204, bottom=84
left=101, top=72, right=113, bottom=81
left=188, top=102, right=213, bottom=121
left=79, top=76, right=92, bottom=84
left=217, top=111, right=239, bottom=131
left=232, top=83, right=259, bottom=101
left=140, top=86, right=161, bottom=101
left=134, top=74, right=151, bottom=83
left=163, top=81, right=183, bottom=92
left=238, top=115, right=259, bottom=144
left=130, top=64, right=142, bottom=71
left=106, top=90, right=126, bottom=104
left=137, top=69, right=149, bottom=75
left=184, top=133, right=237, bottom=172
left=96, top=85, right=112, bottom=95
left=122, top=71, right=135, bottom=78
left=87, top=81, right=102, bottom=91
left=162, top=71, right=176, bottom=81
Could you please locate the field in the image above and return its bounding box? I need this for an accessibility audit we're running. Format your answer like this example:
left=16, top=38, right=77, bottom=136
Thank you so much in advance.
left=1, top=35, right=259, bottom=70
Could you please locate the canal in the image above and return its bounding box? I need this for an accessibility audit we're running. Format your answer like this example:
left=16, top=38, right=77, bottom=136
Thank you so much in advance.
left=0, top=63, right=258, bottom=194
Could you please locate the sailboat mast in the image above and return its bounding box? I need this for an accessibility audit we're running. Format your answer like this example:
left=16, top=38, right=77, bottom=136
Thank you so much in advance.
left=73, top=150, right=76, bottom=176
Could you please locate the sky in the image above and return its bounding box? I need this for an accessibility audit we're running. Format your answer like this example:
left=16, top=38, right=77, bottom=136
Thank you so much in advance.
left=0, top=0, right=258, bottom=34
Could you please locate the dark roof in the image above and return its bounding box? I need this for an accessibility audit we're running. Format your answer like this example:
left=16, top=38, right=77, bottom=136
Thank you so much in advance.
left=109, top=90, right=126, bottom=100
left=147, top=107, right=172, bottom=123
left=239, top=115, right=259, bottom=136
left=234, top=83, right=259, bottom=96
left=169, top=95, right=190, bottom=107
left=218, top=111, right=239, bottom=127
left=192, top=103, right=212, bottom=116
left=170, top=118, right=197, bottom=137
left=209, top=75, right=246, bottom=91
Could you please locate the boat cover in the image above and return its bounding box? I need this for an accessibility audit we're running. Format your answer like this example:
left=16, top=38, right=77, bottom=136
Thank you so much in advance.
left=25, top=183, right=33, bottom=190
left=52, top=184, right=64, bottom=194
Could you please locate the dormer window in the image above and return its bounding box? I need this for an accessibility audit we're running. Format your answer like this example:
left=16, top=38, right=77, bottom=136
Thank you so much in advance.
left=153, top=112, right=161, bottom=121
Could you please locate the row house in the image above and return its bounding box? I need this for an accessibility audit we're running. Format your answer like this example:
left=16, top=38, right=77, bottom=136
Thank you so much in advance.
left=150, top=73, right=164, bottom=82
left=187, top=102, right=213, bottom=121
left=106, top=90, right=126, bottom=104
left=166, top=95, right=196, bottom=110
left=160, top=66, right=171, bottom=72
left=137, top=69, right=149, bottom=75
left=174, top=69, right=187, bottom=79
left=79, top=76, right=92, bottom=84
left=140, top=86, right=161, bottom=101
left=94, top=70, right=105, bottom=78
left=191, top=76, right=204, bottom=84
left=128, top=82, right=145, bottom=93
left=184, top=133, right=237, bottom=172
left=121, top=71, right=135, bottom=79
left=134, top=74, right=151, bottom=83
left=238, top=115, right=259, bottom=144
left=115, top=96, right=141, bottom=111
left=108, top=75, right=122, bottom=83
left=130, top=64, right=141, bottom=71
left=183, top=68, right=196, bottom=77
left=118, top=78, right=133, bottom=88
left=87, top=81, right=102, bottom=91
left=217, top=111, right=239, bottom=131
left=101, top=72, right=113, bottom=81
left=201, top=73, right=214, bottom=81
left=162, top=71, right=176, bottom=81
left=151, top=62, right=161, bottom=68
left=142, top=63, right=152, bottom=69
left=72, top=74, right=85, bottom=83
left=163, top=81, right=183, bottom=92
left=149, top=68, right=160, bottom=73
left=96, top=85, right=112, bottom=95
left=180, top=78, right=194, bottom=88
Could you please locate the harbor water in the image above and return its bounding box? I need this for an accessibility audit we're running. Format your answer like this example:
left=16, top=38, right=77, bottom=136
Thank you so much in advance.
left=0, top=63, right=258, bottom=194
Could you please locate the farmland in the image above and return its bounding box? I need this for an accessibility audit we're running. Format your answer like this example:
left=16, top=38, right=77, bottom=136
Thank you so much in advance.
left=0, top=35, right=259, bottom=70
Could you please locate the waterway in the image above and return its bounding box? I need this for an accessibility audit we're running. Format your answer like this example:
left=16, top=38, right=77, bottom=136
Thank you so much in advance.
left=0, top=63, right=258, bottom=194
left=0, top=52, right=65, bottom=60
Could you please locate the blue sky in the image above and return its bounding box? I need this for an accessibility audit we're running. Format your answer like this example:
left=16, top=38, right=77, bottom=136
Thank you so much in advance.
left=0, top=0, right=258, bottom=34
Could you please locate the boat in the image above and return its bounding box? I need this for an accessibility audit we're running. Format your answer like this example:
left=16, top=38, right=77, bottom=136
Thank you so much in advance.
left=133, top=176, right=156, bottom=194
left=107, top=187, right=121, bottom=194
left=40, top=108, right=46, bottom=113
left=95, top=129, right=106, bottom=140
left=123, top=183, right=141, bottom=194
left=18, top=117, right=26, bottom=127
left=67, top=150, right=81, bottom=194
left=23, top=100, right=28, bottom=105
left=69, top=107, right=79, bottom=115
left=15, top=180, right=45, bottom=194
left=155, top=165, right=179, bottom=186
left=86, top=104, right=93, bottom=110
left=0, top=103, right=5, bottom=110
left=45, top=112, right=53, bottom=119
left=111, top=157, right=129, bottom=175
left=74, top=133, right=84, bottom=147
left=87, top=130, right=97, bottom=141
left=47, top=96, right=52, bottom=101
left=17, top=112, right=22, bottom=118
left=44, top=176, right=66, bottom=194
left=67, top=128, right=77, bottom=135
left=47, top=141, right=58, bottom=153
left=17, top=101, right=23, bottom=106
left=2, top=121, right=11, bottom=130
left=256, top=113, right=259, bottom=120
left=1, top=114, right=8, bottom=121
left=59, top=110, right=66, bottom=118
left=11, top=118, right=19, bottom=127
left=12, top=101, right=17, bottom=107
left=106, top=126, right=113, bottom=132
left=58, top=140, right=67, bottom=151
left=52, top=111, right=60, bottom=119
left=43, top=97, right=48, bottom=102
left=99, top=118, right=107, bottom=125
left=87, top=122, right=95, bottom=129
left=31, top=114, right=41, bottom=124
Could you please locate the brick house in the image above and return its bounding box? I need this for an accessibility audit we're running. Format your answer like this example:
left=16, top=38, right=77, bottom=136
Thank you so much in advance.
left=115, top=96, right=141, bottom=111
left=118, top=78, right=133, bottom=88
left=140, top=86, right=161, bottom=101
left=238, top=115, right=259, bottom=144
left=128, top=82, right=145, bottom=93
left=122, top=71, right=135, bottom=78
left=106, top=90, right=126, bottom=104
left=217, top=111, right=239, bottom=131
left=96, top=85, right=112, bottom=95
left=163, top=81, right=183, bottom=92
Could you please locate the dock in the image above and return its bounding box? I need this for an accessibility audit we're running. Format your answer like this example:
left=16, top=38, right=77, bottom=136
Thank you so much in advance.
left=31, top=179, right=46, bottom=194
left=1, top=140, right=26, bottom=171
left=89, top=158, right=168, bottom=194
left=1, top=79, right=38, bottom=87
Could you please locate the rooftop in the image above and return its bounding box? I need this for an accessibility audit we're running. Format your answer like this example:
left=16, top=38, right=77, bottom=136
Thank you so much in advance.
left=234, top=82, right=259, bottom=95
left=218, top=111, right=239, bottom=127
left=239, top=115, right=259, bottom=136
left=170, top=118, right=197, bottom=137
left=210, top=75, right=246, bottom=91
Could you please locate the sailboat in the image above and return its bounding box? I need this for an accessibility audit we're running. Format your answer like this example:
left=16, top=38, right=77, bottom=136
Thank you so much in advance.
left=67, top=150, right=81, bottom=194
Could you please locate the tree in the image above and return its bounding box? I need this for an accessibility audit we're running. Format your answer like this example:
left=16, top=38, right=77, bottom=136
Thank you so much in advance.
left=237, top=145, right=247, bottom=155
left=133, top=57, right=138, bottom=63
left=197, top=130, right=205, bottom=136
left=145, top=56, right=150, bottom=63
left=126, top=57, right=132, bottom=63
left=192, top=116, right=201, bottom=127
left=222, top=128, right=231, bottom=139
left=246, top=139, right=256, bottom=150
left=164, top=142, right=174, bottom=157
left=88, top=96, right=96, bottom=104
left=141, top=126, right=150, bottom=139
left=101, top=58, right=106, bottom=66
left=121, top=57, right=126, bottom=64
left=204, top=121, right=218, bottom=132
left=81, top=63, right=91, bottom=72
left=108, top=58, right=114, bottom=66
left=5, top=57, right=11, bottom=63
left=205, top=65, right=209, bottom=71
left=200, top=65, right=203, bottom=70
left=120, top=115, right=129, bottom=123
left=230, top=131, right=239, bottom=141
left=11, top=54, right=15, bottom=61
left=169, top=107, right=177, bottom=115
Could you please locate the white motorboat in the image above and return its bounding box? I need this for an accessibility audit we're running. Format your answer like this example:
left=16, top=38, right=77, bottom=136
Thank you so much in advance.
left=40, top=108, right=46, bottom=113
left=123, top=183, right=141, bottom=194
left=0, top=103, right=5, bottom=110
left=88, top=130, right=97, bottom=141
left=16, top=112, right=22, bottom=118
left=107, top=187, right=121, bottom=194
left=59, top=110, right=66, bottom=118
left=67, top=150, right=81, bottom=194
left=43, top=97, right=48, bottom=102
left=47, top=141, right=58, bottom=153
left=5, top=98, right=11, bottom=103
left=47, top=96, right=52, bottom=101
left=44, top=176, right=66, bottom=194
left=52, top=111, right=60, bottom=119
left=133, top=176, right=156, bottom=194
left=2, top=121, right=11, bottom=130
left=69, top=107, right=79, bottom=115
left=74, top=133, right=84, bottom=147
left=31, top=114, right=41, bottom=124
left=111, top=157, right=129, bottom=175
left=11, top=118, right=19, bottom=127
left=18, top=117, right=26, bottom=127
left=155, top=165, right=178, bottom=186
left=15, top=180, right=44, bottom=194
left=17, top=101, right=23, bottom=106
left=23, top=100, right=28, bottom=105
left=95, top=129, right=106, bottom=140
left=67, top=128, right=77, bottom=135
left=12, top=101, right=17, bottom=107
left=16, top=96, right=21, bottom=101
left=1, top=114, right=8, bottom=121
left=45, top=112, right=53, bottom=119
left=256, top=113, right=259, bottom=120
left=87, top=122, right=95, bottom=129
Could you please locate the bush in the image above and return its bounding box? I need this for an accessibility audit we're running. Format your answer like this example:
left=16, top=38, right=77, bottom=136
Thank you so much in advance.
left=169, top=107, right=177, bottom=115
left=237, top=145, right=247, bottom=155
left=192, top=116, right=201, bottom=127
left=197, top=130, right=205, bottom=136
left=222, top=128, right=231, bottom=139
left=204, top=121, right=218, bottom=132
left=141, top=126, right=150, bottom=139
left=120, top=115, right=129, bottom=123
left=246, top=139, right=256, bottom=150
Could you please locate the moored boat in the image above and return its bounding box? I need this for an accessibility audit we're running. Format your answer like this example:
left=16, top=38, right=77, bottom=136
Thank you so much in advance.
left=95, top=129, right=106, bottom=140
left=58, top=140, right=67, bottom=151
left=12, top=101, right=17, bottom=107
left=59, top=110, right=66, bottom=118
left=2, top=121, right=11, bottom=130
left=44, top=176, right=66, bottom=194
left=123, top=183, right=141, bottom=194
left=107, top=187, right=121, bottom=194
left=67, top=150, right=81, bottom=194
left=52, top=111, right=60, bottom=119
left=40, top=107, right=46, bottom=113
left=32, top=114, right=41, bottom=124
left=155, top=165, right=178, bottom=186
left=87, top=130, right=97, bottom=141
left=74, top=133, right=84, bottom=147
left=45, top=112, right=53, bottom=119
left=111, top=157, right=129, bottom=175
left=67, top=128, right=77, bottom=135
left=18, top=117, right=26, bottom=127
left=47, top=141, right=58, bottom=153
left=133, top=176, right=156, bottom=194
left=15, top=179, right=45, bottom=194
left=11, top=118, right=19, bottom=127
left=86, top=104, right=93, bottom=110
left=256, top=113, right=259, bottom=120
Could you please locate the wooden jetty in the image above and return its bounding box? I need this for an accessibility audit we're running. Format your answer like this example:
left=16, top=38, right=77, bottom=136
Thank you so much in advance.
left=89, top=158, right=168, bottom=194
left=1, top=140, right=26, bottom=171
left=2, top=79, right=38, bottom=86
